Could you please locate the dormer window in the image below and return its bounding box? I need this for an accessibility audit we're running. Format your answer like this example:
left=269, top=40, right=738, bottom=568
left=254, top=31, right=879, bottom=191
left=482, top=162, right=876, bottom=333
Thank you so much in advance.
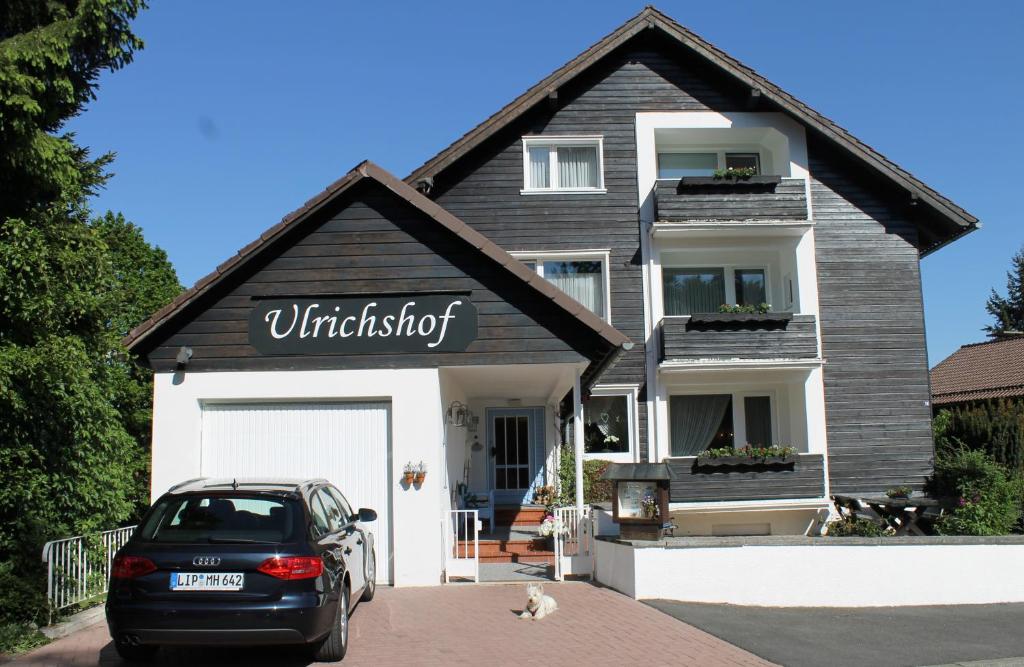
left=657, top=151, right=762, bottom=179
left=522, top=136, right=606, bottom=193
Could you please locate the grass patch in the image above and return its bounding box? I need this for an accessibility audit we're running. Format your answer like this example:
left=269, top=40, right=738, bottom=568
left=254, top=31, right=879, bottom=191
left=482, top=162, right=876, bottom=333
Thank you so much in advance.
left=0, top=622, right=50, bottom=656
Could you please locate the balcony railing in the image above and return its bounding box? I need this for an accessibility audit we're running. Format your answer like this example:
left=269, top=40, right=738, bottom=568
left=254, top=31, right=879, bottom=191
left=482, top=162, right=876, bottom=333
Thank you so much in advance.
left=654, top=176, right=808, bottom=222
left=659, top=313, right=818, bottom=363
left=666, top=453, right=825, bottom=502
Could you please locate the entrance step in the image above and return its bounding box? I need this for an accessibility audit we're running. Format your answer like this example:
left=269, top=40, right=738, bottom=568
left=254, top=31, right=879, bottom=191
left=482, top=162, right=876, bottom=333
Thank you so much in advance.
left=495, top=505, right=547, bottom=528
left=456, top=538, right=554, bottom=564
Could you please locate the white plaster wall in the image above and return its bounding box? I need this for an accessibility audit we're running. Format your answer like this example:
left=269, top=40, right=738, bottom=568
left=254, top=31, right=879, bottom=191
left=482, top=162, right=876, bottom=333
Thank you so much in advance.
left=668, top=507, right=824, bottom=537
left=596, top=541, right=1024, bottom=606
left=151, top=368, right=445, bottom=588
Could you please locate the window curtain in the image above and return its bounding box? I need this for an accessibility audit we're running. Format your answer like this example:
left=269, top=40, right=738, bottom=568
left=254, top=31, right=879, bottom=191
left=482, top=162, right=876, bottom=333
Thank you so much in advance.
left=669, top=394, right=731, bottom=456
left=663, top=269, right=725, bottom=315
left=743, top=396, right=773, bottom=446
left=544, top=261, right=604, bottom=315
left=557, top=146, right=598, bottom=188
left=528, top=146, right=550, bottom=188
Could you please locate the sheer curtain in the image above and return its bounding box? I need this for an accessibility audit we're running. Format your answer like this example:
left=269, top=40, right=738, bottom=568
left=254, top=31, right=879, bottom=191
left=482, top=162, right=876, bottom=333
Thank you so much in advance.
left=557, top=146, right=599, bottom=188
left=528, top=146, right=550, bottom=188
left=544, top=261, right=604, bottom=316
left=663, top=269, right=725, bottom=315
left=669, top=394, right=731, bottom=456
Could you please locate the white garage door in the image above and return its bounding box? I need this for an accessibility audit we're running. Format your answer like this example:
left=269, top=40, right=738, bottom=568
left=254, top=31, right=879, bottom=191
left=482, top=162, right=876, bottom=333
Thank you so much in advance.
left=200, top=402, right=391, bottom=583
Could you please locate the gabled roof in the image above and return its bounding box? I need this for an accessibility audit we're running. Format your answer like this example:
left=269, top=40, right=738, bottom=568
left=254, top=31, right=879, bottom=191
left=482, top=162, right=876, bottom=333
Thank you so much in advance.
left=930, top=336, right=1024, bottom=405
left=406, top=5, right=977, bottom=255
left=124, top=161, right=630, bottom=380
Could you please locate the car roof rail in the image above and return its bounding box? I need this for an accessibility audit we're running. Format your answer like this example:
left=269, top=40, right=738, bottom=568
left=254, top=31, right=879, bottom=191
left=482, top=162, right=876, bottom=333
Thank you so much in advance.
left=167, top=477, right=208, bottom=493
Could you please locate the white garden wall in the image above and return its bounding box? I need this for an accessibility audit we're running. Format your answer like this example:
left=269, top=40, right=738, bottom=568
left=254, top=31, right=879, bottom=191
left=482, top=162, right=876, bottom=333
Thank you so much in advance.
left=595, top=537, right=1024, bottom=607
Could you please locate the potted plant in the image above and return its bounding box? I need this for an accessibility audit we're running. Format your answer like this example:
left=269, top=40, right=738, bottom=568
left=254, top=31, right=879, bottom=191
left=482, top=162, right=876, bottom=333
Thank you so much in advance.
left=695, top=444, right=797, bottom=467
left=402, top=463, right=415, bottom=486
left=537, top=514, right=564, bottom=548
left=886, top=486, right=913, bottom=499
left=640, top=492, right=659, bottom=520
left=413, top=461, right=426, bottom=486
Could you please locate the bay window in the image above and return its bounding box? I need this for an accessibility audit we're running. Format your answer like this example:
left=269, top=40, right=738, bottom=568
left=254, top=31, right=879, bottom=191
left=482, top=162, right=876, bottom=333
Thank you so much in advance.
left=522, top=136, right=605, bottom=192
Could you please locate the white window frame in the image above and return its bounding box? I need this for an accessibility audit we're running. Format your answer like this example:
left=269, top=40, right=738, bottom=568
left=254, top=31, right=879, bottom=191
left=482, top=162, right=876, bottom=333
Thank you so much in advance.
left=655, top=149, right=764, bottom=180
left=666, top=389, right=779, bottom=454
left=583, top=384, right=640, bottom=462
left=661, top=263, right=771, bottom=313
left=511, top=249, right=612, bottom=322
left=521, top=135, right=607, bottom=194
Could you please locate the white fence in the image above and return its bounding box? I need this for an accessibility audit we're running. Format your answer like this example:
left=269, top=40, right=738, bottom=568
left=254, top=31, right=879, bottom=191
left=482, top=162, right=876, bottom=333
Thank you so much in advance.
left=553, top=506, right=593, bottom=581
left=41, top=525, right=136, bottom=618
left=444, top=509, right=479, bottom=583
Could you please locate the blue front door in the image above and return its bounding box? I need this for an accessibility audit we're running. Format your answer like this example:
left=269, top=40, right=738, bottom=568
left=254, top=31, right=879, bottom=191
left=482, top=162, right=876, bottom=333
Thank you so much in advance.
left=487, top=408, right=545, bottom=505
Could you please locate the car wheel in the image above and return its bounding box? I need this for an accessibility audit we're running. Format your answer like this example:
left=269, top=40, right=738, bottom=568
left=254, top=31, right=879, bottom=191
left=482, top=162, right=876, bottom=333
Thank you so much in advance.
left=361, top=549, right=376, bottom=602
left=313, top=584, right=349, bottom=662
left=114, top=641, right=158, bottom=662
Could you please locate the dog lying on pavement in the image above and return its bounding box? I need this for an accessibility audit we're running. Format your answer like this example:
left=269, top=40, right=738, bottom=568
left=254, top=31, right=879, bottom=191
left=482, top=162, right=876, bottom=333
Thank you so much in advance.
left=519, top=583, right=557, bottom=620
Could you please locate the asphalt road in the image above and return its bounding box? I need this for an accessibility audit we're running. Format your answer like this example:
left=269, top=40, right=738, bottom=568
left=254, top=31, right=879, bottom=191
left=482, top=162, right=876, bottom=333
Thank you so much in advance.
left=645, top=600, right=1024, bottom=667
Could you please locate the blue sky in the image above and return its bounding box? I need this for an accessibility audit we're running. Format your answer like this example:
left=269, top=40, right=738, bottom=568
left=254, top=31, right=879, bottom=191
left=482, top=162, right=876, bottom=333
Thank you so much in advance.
left=66, top=1, right=1023, bottom=366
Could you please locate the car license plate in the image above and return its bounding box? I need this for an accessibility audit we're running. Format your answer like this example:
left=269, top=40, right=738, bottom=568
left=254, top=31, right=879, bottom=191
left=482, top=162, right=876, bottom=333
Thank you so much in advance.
left=170, top=572, right=244, bottom=591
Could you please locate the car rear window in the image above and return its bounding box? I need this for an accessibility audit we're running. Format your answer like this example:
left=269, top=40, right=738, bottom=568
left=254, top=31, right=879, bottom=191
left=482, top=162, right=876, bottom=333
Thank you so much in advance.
left=137, top=495, right=301, bottom=544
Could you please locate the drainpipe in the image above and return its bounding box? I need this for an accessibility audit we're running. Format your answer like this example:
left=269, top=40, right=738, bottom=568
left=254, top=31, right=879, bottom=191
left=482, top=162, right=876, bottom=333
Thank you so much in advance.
left=573, top=369, right=585, bottom=512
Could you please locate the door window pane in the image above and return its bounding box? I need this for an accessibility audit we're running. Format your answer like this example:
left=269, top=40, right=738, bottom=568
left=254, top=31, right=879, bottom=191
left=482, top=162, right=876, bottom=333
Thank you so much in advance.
left=584, top=395, right=630, bottom=454
left=556, top=146, right=599, bottom=188
left=543, top=261, right=604, bottom=316
left=735, top=269, right=766, bottom=306
left=658, top=153, right=717, bottom=179
left=725, top=153, right=760, bottom=173
left=517, top=416, right=529, bottom=464
left=663, top=268, right=725, bottom=315
left=528, top=146, right=550, bottom=188
left=316, top=489, right=344, bottom=532
left=744, top=396, right=773, bottom=446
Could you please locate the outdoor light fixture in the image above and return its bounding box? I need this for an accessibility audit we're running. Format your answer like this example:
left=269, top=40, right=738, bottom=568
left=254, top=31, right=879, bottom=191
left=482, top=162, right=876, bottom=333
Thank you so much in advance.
left=445, top=401, right=468, bottom=427
left=175, top=346, right=193, bottom=369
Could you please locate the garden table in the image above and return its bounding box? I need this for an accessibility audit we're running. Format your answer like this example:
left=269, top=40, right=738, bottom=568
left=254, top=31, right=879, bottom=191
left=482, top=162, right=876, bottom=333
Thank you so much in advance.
left=832, top=495, right=954, bottom=536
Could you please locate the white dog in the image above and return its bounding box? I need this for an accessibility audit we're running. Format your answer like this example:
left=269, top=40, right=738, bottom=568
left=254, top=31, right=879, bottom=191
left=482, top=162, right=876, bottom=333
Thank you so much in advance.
left=519, top=582, right=558, bottom=620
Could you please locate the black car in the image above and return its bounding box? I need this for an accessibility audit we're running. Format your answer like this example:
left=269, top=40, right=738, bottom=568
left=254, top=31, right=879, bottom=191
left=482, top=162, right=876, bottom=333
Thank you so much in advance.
left=106, top=478, right=377, bottom=662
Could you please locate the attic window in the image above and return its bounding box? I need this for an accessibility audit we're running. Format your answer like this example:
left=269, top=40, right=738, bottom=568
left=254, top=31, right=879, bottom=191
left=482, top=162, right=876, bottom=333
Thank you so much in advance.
left=522, top=136, right=606, bottom=194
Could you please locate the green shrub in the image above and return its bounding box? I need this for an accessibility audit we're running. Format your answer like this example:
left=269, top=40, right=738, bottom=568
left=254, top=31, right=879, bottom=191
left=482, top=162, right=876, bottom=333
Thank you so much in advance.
left=556, top=446, right=613, bottom=505
left=935, top=401, right=1024, bottom=475
left=0, top=622, right=48, bottom=655
left=928, top=447, right=1023, bottom=536
left=826, top=517, right=888, bottom=537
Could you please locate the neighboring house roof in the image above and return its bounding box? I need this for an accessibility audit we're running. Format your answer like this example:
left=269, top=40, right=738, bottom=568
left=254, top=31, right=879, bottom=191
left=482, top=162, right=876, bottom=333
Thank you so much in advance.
left=930, top=336, right=1024, bottom=405
left=405, top=5, right=977, bottom=256
left=124, top=161, right=631, bottom=382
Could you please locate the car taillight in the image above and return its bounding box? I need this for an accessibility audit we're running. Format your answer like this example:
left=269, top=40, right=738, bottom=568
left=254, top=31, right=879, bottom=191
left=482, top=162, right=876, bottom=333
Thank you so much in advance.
left=111, top=555, right=157, bottom=579
left=257, top=556, right=324, bottom=580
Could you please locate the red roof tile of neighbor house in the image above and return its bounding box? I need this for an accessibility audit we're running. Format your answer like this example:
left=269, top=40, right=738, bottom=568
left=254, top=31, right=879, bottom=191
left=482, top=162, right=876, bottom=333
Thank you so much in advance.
left=930, top=335, right=1024, bottom=405
left=406, top=6, right=978, bottom=256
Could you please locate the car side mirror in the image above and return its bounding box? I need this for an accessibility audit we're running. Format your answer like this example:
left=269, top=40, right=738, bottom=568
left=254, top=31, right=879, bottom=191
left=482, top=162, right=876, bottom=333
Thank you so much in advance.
left=357, top=508, right=377, bottom=522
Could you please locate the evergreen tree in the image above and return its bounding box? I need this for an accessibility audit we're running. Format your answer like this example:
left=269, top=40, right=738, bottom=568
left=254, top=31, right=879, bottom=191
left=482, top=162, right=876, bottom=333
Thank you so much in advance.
left=0, top=1, right=181, bottom=625
left=985, top=245, right=1024, bottom=335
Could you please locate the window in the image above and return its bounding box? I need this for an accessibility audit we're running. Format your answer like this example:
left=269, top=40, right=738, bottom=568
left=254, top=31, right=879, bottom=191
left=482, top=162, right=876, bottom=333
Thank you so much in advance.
left=657, top=151, right=762, bottom=179
left=584, top=395, right=630, bottom=454
left=514, top=251, right=610, bottom=320
left=325, top=486, right=353, bottom=524
left=663, top=266, right=769, bottom=315
left=316, top=488, right=346, bottom=532
left=136, top=495, right=300, bottom=544
left=669, top=393, right=774, bottom=456
left=522, top=137, right=605, bottom=192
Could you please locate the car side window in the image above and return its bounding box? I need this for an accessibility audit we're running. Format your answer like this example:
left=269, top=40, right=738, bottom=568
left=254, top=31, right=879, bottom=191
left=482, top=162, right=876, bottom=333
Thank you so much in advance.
left=316, top=488, right=345, bottom=533
left=309, top=492, right=331, bottom=538
left=325, top=487, right=353, bottom=524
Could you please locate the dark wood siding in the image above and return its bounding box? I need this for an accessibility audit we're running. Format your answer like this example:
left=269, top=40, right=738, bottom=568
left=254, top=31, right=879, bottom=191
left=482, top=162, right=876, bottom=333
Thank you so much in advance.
left=809, top=141, right=935, bottom=495
left=667, top=454, right=825, bottom=502
left=660, top=315, right=818, bottom=361
left=431, top=33, right=750, bottom=458
left=140, top=180, right=604, bottom=373
left=655, top=177, right=808, bottom=222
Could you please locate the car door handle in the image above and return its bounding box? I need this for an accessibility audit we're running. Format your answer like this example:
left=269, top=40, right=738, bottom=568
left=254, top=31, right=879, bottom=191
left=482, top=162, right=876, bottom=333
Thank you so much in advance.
left=344, top=547, right=352, bottom=555
left=356, top=538, right=363, bottom=546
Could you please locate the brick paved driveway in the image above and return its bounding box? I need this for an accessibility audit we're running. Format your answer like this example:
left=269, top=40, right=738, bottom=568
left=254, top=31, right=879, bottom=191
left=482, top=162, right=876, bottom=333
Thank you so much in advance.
left=6, top=583, right=773, bottom=667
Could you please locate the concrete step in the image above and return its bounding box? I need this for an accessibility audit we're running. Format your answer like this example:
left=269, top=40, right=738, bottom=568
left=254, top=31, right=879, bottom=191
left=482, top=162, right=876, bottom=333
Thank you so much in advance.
left=456, top=539, right=554, bottom=559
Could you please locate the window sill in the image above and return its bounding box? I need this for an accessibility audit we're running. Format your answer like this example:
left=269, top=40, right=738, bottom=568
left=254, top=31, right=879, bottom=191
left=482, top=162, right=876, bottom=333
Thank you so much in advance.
left=583, top=451, right=634, bottom=462
left=520, top=188, right=608, bottom=196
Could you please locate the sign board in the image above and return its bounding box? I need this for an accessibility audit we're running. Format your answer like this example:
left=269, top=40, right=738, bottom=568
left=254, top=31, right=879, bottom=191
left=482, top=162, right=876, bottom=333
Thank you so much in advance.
left=617, top=481, right=659, bottom=519
left=249, top=295, right=478, bottom=355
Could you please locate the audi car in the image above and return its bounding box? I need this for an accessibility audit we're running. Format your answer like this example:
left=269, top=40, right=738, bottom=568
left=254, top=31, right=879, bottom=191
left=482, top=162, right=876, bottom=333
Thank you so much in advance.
left=106, top=478, right=377, bottom=662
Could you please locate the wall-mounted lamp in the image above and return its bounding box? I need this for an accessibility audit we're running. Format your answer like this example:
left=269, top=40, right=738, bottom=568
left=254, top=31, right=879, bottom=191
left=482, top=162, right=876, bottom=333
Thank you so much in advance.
left=175, top=346, right=193, bottom=369
left=445, top=401, right=468, bottom=427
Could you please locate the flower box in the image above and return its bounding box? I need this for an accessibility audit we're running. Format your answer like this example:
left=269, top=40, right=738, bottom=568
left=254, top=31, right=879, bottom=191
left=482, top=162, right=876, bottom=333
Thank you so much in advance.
left=688, top=312, right=793, bottom=325
left=677, top=175, right=782, bottom=188
left=695, top=455, right=797, bottom=468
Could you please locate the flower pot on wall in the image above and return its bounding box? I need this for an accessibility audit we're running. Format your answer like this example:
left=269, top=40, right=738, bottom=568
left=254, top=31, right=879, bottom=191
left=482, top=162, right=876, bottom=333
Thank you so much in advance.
left=414, top=472, right=426, bottom=485
left=402, top=472, right=415, bottom=485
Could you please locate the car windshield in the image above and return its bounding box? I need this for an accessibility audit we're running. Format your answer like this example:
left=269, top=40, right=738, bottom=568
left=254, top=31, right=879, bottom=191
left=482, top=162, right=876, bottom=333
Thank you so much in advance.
left=136, top=494, right=301, bottom=544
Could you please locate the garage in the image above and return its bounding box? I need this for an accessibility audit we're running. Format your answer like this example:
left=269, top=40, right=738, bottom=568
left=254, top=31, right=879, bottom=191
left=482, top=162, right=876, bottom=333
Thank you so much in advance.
left=199, top=401, right=392, bottom=583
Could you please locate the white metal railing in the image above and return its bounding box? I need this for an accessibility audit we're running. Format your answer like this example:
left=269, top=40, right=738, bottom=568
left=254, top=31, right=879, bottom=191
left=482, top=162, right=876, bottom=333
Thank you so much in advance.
left=444, top=509, right=479, bottom=583
left=553, top=506, right=593, bottom=581
left=41, top=525, right=136, bottom=618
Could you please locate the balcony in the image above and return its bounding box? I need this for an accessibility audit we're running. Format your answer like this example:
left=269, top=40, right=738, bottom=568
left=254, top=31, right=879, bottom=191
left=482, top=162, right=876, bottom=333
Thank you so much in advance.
left=658, top=314, right=818, bottom=363
left=666, top=453, right=825, bottom=502
left=654, top=176, right=808, bottom=223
